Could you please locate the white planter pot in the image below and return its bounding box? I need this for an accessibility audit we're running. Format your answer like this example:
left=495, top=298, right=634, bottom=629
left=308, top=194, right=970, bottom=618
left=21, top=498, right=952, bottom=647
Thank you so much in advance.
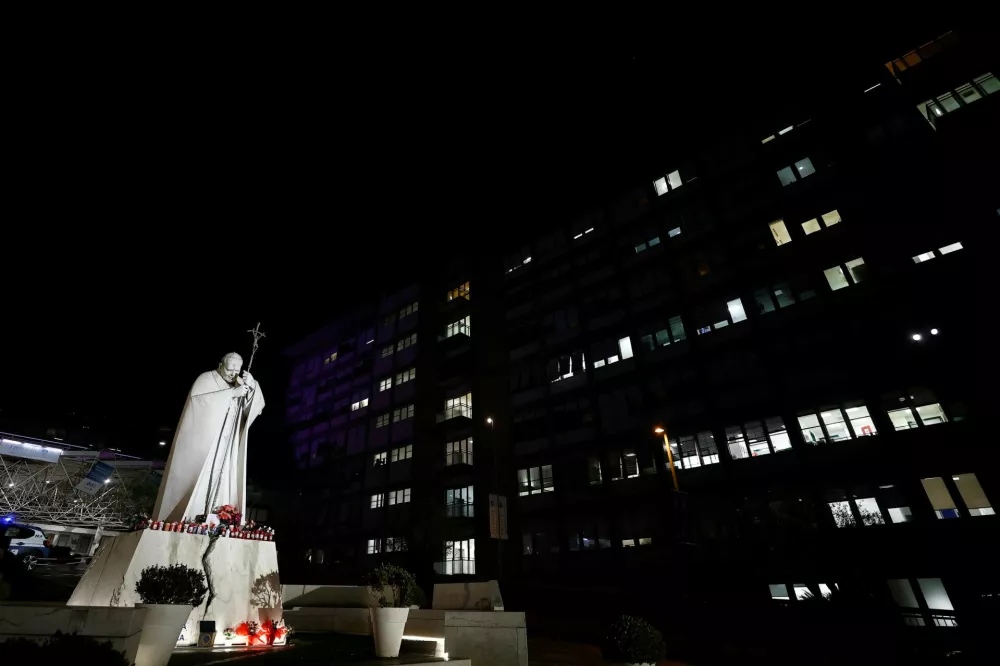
left=135, top=604, right=193, bottom=666
left=370, top=607, right=410, bottom=658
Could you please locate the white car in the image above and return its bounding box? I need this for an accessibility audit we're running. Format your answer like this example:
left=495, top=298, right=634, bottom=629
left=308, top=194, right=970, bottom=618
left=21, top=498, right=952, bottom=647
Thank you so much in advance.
left=4, top=522, right=50, bottom=570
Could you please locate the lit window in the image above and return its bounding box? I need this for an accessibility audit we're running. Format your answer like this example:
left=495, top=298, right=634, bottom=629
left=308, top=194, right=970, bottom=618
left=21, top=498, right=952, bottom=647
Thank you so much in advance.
left=726, top=426, right=749, bottom=460
left=395, top=368, right=416, bottom=385
left=622, top=539, right=635, bottom=547
left=767, top=417, right=792, bottom=451
left=392, top=404, right=415, bottom=422
left=824, top=266, right=850, bottom=291
left=819, top=409, right=851, bottom=441
left=648, top=236, right=660, bottom=248
left=385, top=537, right=408, bottom=552
left=440, top=539, right=475, bottom=575
left=956, top=83, right=982, bottom=104
left=974, top=72, right=999, bottom=94
left=640, top=316, right=685, bottom=351
left=953, top=473, right=994, bottom=516
left=447, top=281, right=470, bottom=301
left=776, top=166, right=797, bottom=187
left=727, top=298, right=748, bottom=323
left=801, top=218, right=821, bottom=235
left=379, top=377, right=392, bottom=392
left=445, top=486, right=474, bottom=517
left=399, top=301, right=419, bottom=318
left=921, top=477, right=960, bottom=519
left=917, top=578, right=954, bottom=611
left=761, top=135, right=775, bottom=144
left=798, top=414, right=825, bottom=444
left=396, top=333, right=417, bottom=351
left=939, top=242, right=962, bottom=255
left=634, top=242, right=647, bottom=253
left=371, top=493, right=384, bottom=509
left=445, top=316, right=471, bottom=338
left=518, top=465, right=554, bottom=495
left=373, top=451, right=387, bottom=466
left=638, top=537, right=651, bottom=546
left=769, top=220, right=792, bottom=246
left=367, top=539, right=381, bottom=554
left=794, top=585, right=811, bottom=601
left=933, top=615, right=958, bottom=627
left=829, top=501, right=856, bottom=527
left=381, top=345, right=394, bottom=358
left=375, top=414, right=390, bottom=428
left=618, top=336, right=634, bottom=360
left=845, top=405, right=878, bottom=436
left=669, top=431, right=719, bottom=469
left=442, top=393, right=471, bottom=419
left=821, top=209, right=841, bottom=227
left=794, top=158, right=816, bottom=178
left=446, top=437, right=473, bottom=466
left=390, top=445, right=412, bottom=462
left=888, top=507, right=913, bottom=523
left=388, top=487, right=411, bottom=505
left=856, top=498, right=885, bottom=525
left=653, top=170, right=682, bottom=196
left=351, top=397, right=369, bottom=411
left=912, top=251, right=936, bottom=263
left=668, top=227, right=681, bottom=238
left=769, top=583, right=790, bottom=601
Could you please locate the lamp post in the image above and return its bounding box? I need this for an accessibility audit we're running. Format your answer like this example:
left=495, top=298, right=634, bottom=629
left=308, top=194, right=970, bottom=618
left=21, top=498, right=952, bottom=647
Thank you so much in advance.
left=654, top=426, right=679, bottom=491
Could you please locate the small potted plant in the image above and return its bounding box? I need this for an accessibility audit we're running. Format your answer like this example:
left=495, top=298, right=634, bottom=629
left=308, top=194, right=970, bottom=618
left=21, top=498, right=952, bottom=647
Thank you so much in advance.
left=365, top=563, right=416, bottom=657
left=134, top=564, right=207, bottom=666
left=601, top=615, right=666, bottom=666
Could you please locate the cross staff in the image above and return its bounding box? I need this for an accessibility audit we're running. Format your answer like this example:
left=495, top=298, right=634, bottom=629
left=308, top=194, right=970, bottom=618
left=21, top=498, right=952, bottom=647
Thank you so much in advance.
left=246, top=322, right=266, bottom=372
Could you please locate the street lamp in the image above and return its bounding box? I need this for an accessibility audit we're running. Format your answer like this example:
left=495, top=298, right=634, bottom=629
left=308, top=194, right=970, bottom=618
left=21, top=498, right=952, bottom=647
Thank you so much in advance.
left=654, top=426, right=679, bottom=491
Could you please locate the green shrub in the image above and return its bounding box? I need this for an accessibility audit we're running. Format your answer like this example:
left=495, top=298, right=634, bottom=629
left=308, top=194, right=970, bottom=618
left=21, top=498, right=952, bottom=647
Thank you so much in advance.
left=134, top=564, right=207, bottom=606
left=364, top=563, right=416, bottom=608
left=601, top=615, right=666, bottom=664
left=0, top=631, right=132, bottom=665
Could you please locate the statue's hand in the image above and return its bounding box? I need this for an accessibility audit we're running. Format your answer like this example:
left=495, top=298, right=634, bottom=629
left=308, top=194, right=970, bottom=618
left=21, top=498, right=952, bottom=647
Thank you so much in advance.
left=232, top=384, right=249, bottom=399
left=241, top=371, right=256, bottom=390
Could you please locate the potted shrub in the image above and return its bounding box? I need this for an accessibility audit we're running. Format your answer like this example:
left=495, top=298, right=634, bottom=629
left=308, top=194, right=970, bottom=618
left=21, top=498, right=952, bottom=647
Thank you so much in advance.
left=134, top=564, right=207, bottom=666
left=365, top=563, right=416, bottom=657
left=601, top=615, right=666, bottom=666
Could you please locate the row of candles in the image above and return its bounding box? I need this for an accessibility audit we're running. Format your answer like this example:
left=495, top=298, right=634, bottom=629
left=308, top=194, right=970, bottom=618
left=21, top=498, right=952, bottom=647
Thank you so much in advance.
left=137, top=519, right=274, bottom=541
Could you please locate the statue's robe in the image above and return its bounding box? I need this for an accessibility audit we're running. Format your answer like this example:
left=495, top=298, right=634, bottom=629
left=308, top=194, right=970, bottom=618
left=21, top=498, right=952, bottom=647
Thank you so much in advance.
left=152, top=371, right=264, bottom=522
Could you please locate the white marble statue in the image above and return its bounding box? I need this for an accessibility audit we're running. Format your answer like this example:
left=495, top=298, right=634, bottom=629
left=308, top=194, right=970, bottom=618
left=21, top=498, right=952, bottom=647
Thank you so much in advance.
left=152, top=352, right=265, bottom=523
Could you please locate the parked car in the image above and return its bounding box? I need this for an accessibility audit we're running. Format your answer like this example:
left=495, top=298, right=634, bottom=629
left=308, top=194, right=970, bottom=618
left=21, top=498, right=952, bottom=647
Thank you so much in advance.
left=4, top=523, right=50, bottom=570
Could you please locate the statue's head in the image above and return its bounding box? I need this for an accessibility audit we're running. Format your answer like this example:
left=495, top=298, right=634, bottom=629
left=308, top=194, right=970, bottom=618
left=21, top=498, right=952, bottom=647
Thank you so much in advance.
left=218, top=352, right=243, bottom=384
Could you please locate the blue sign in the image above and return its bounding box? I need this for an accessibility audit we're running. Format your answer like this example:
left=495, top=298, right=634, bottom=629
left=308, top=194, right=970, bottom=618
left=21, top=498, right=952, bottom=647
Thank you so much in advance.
left=75, top=461, right=115, bottom=495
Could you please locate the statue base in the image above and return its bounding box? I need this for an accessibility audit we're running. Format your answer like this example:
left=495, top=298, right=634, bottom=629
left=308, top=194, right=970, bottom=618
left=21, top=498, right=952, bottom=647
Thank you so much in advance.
left=67, top=529, right=282, bottom=646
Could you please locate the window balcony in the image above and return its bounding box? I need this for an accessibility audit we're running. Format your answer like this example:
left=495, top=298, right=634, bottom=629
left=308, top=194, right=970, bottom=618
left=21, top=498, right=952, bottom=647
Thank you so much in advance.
left=435, top=559, right=476, bottom=575
left=446, top=502, right=474, bottom=518
left=436, top=405, right=472, bottom=423
left=445, top=451, right=474, bottom=466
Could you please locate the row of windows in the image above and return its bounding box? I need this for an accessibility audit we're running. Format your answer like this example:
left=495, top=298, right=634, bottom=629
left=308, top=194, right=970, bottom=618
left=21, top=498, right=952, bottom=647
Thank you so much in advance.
left=528, top=394, right=951, bottom=486
left=399, top=301, right=419, bottom=318
left=374, top=404, right=415, bottom=428
left=447, top=282, right=470, bottom=301
left=379, top=367, right=416, bottom=392
left=367, top=536, right=408, bottom=554
left=633, top=227, right=682, bottom=254
left=829, top=472, right=994, bottom=526
left=760, top=118, right=809, bottom=145
left=373, top=444, right=412, bottom=466
left=652, top=170, right=683, bottom=196
left=769, top=209, right=841, bottom=246
left=917, top=71, right=998, bottom=128
left=776, top=157, right=816, bottom=187
left=911, top=242, right=964, bottom=264
left=370, top=487, right=412, bottom=508
left=382, top=333, right=418, bottom=357
left=445, top=316, right=471, bottom=338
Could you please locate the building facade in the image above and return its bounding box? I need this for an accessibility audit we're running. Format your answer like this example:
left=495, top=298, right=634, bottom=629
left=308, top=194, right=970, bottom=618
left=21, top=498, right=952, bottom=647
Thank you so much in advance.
left=282, top=30, right=996, bottom=653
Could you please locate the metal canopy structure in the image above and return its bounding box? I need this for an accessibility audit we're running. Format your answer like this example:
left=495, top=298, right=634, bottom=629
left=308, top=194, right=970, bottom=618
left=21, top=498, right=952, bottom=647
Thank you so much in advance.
left=1, top=433, right=161, bottom=530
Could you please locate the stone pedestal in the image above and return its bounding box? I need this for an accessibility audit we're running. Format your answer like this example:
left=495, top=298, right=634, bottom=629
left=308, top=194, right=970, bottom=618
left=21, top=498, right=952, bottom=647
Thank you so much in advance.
left=67, top=529, right=281, bottom=646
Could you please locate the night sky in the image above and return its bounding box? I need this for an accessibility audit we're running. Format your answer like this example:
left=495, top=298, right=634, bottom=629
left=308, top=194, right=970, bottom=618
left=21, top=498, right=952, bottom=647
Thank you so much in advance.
left=2, top=24, right=946, bottom=481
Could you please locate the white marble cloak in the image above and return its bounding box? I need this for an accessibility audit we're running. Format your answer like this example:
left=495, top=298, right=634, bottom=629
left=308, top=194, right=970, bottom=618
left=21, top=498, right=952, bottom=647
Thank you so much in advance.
left=152, top=371, right=264, bottom=523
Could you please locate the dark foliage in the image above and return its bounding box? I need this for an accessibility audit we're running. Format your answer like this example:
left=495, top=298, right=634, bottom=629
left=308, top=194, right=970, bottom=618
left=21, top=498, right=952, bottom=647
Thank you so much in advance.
left=0, top=631, right=132, bottom=665
left=364, top=563, right=416, bottom=608
left=601, top=615, right=666, bottom=664
left=134, top=564, right=207, bottom=606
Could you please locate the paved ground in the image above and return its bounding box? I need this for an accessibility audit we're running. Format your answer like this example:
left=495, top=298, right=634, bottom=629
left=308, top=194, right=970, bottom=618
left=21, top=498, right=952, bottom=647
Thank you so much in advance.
left=167, top=635, right=689, bottom=666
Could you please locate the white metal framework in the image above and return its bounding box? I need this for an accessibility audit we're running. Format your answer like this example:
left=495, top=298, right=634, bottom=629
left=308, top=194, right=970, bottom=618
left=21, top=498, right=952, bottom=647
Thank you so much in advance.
left=1, top=440, right=159, bottom=531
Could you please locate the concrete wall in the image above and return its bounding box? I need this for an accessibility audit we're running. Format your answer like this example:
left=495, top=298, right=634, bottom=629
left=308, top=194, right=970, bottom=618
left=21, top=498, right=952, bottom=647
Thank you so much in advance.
left=0, top=604, right=147, bottom=663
